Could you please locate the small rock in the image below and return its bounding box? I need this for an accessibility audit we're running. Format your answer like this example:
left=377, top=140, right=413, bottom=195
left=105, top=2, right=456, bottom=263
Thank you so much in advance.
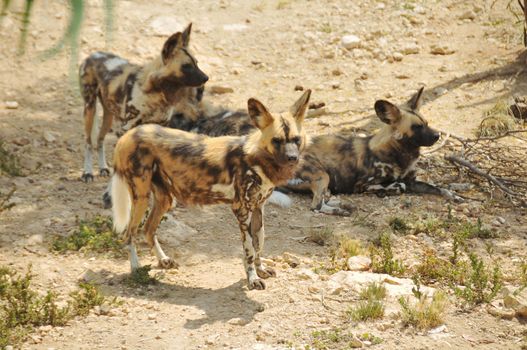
left=504, top=292, right=527, bottom=318
left=400, top=43, right=420, bottom=55
left=26, top=234, right=44, bottom=245
left=79, top=269, right=102, bottom=284
left=308, top=285, right=320, bottom=293
left=392, top=52, right=404, bottom=61
left=347, top=256, right=372, bottom=271
left=428, top=324, right=447, bottom=334
left=459, top=10, right=476, bottom=20
left=209, top=85, right=234, bottom=94
left=5, top=346, right=14, bottom=350
left=43, top=131, right=56, bottom=143
left=12, top=137, right=30, bottom=146
left=341, top=35, right=361, bottom=49
left=296, top=268, right=319, bottom=280
left=306, top=107, right=327, bottom=118
left=332, top=68, right=343, bottom=76
left=205, top=334, right=219, bottom=345
left=496, top=217, right=506, bottom=225
left=98, top=304, right=112, bottom=316
left=430, top=45, right=455, bottom=55
left=349, top=337, right=363, bottom=348
left=282, top=252, right=301, bottom=268
left=488, top=306, right=516, bottom=320
left=294, top=85, right=304, bottom=91
left=434, top=87, right=448, bottom=96
left=5, top=101, right=19, bottom=109
left=147, top=313, right=156, bottom=320
left=227, top=317, right=248, bottom=326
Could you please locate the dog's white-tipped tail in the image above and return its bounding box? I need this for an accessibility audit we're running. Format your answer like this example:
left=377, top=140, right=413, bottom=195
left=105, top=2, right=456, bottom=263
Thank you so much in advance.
left=111, top=174, right=131, bottom=233
left=267, top=190, right=292, bottom=208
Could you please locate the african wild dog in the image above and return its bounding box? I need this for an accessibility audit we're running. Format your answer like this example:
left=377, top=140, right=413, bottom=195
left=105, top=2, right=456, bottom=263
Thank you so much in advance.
left=283, top=87, right=461, bottom=216
left=111, top=90, right=311, bottom=290
left=79, top=23, right=208, bottom=182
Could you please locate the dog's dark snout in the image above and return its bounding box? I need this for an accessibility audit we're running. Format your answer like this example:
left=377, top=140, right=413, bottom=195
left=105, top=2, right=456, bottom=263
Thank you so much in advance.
left=201, top=73, right=209, bottom=84
left=432, top=132, right=440, bottom=142
left=288, top=155, right=298, bottom=162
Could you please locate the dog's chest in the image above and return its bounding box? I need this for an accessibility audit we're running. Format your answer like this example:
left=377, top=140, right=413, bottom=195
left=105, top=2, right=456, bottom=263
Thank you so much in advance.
left=237, top=167, right=275, bottom=207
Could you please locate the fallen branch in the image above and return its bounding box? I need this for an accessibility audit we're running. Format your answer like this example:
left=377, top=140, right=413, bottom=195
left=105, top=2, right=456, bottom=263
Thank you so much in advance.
left=445, top=155, right=517, bottom=196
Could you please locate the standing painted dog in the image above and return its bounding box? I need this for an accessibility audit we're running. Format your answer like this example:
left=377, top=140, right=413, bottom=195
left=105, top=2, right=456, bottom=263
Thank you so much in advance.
left=285, top=87, right=461, bottom=215
left=79, top=23, right=208, bottom=182
left=111, top=90, right=311, bottom=290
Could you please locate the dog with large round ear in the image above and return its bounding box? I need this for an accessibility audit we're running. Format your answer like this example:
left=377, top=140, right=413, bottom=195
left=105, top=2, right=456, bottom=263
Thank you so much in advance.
left=161, top=23, right=193, bottom=64
left=145, top=23, right=208, bottom=94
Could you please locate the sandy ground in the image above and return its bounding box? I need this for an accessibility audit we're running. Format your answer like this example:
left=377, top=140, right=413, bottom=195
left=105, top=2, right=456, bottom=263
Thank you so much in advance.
left=1, top=0, right=527, bottom=349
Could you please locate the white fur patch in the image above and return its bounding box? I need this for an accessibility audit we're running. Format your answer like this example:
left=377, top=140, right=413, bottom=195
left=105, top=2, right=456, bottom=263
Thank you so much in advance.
left=104, top=57, right=128, bottom=71
left=221, top=111, right=234, bottom=119
left=287, top=178, right=304, bottom=186
left=267, top=191, right=292, bottom=208
left=111, top=175, right=131, bottom=234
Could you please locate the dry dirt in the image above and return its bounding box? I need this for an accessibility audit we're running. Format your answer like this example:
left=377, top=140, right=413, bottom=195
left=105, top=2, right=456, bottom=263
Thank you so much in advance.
left=1, top=0, right=527, bottom=349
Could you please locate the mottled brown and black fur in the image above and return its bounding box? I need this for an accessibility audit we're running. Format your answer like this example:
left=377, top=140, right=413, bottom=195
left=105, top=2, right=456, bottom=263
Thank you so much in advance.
left=111, top=91, right=311, bottom=290
left=79, top=23, right=208, bottom=182
left=285, top=87, right=460, bottom=215
left=169, top=106, right=255, bottom=137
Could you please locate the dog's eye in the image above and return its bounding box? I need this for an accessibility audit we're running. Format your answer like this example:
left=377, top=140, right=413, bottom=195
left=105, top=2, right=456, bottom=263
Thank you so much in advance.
left=272, top=138, right=283, bottom=147
left=181, top=63, right=193, bottom=72
left=413, top=124, right=424, bottom=129
left=291, top=136, right=301, bottom=145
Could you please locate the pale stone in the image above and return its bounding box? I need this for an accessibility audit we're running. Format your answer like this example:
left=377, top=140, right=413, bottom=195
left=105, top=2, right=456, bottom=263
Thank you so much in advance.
left=341, top=35, right=361, bottom=49
left=346, top=256, right=372, bottom=271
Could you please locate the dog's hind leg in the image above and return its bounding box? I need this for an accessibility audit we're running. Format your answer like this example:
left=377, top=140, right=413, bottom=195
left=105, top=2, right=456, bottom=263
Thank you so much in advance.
left=144, top=183, right=177, bottom=269
left=123, top=194, right=149, bottom=271
left=96, top=105, right=113, bottom=177
left=251, top=206, right=275, bottom=280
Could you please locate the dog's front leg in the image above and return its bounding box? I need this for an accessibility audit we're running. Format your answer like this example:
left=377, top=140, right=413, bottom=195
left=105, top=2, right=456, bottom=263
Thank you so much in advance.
left=406, top=180, right=463, bottom=202
left=251, top=206, right=276, bottom=280
left=233, top=202, right=266, bottom=290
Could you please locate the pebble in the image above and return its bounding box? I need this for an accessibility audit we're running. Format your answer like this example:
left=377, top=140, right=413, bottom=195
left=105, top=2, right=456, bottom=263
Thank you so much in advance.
left=43, top=131, right=56, bottom=143
left=400, top=43, right=420, bottom=55
left=282, top=252, right=301, bottom=267
left=227, top=317, right=248, bottom=326
left=347, top=256, right=372, bottom=271
left=5, top=101, right=19, bottom=109
left=5, top=346, right=14, bottom=350
left=393, top=52, right=404, bottom=61
left=459, top=10, right=476, bottom=20
left=147, top=313, right=156, bottom=320
left=496, top=217, right=506, bottom=225
left=296, top=268, right=319, bottom=280
left=341, top=35, right=361, bottom=49
left=430, top=45, right=455, bottom=55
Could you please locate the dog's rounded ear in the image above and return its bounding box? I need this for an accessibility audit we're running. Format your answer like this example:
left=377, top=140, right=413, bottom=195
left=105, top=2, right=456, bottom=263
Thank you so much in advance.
left=248, top=98, right=274, bottom=130
left=290, top=89, right=311, bottom=124
left=374, top=100, right=401, bottom=125
left=182, top=23, right=192, bottom=48
left=162, top=32, right=183, bottom=64
left=406, top=86, right=425, bottom=111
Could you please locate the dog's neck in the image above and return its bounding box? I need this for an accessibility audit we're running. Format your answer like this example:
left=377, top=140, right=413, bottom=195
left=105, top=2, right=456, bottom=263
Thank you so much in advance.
left=369, top=128, right=421, bottom=169
left=140, top=57, right=187, bottom=103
